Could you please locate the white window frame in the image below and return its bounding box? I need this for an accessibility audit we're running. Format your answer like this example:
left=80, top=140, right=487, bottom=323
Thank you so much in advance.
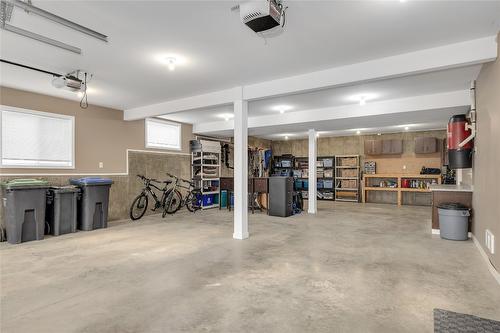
left=145, top=118, right=182, bottom=151
left=0, top=105, right=75, bottom=169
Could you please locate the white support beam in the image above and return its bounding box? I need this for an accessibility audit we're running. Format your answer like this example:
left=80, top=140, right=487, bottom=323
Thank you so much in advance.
left=243, top=36, right=497, bottom=100
left=233, top=99, right=249, bottom=240
left=308, top=129, right=317, bottom=214
left=193, top=90, right=470, bottom=134
left=124, top=36, right=497, bottom=121
left=124, top=87, right=242, bottom=121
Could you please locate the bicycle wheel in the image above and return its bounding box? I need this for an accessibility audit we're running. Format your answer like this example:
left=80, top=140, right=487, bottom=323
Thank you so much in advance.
left=130, top=194, right=148, bottom=221
left=186, top=191, right=201, bottom=212
left=162, top=189, right=182, bottom=217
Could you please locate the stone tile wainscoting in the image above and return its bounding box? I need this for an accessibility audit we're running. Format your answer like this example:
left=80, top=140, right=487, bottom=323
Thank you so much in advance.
left=0, top=151, right=191, bottom=229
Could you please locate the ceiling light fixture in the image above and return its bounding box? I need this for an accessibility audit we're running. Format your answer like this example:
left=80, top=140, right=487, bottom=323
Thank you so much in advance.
left=377, top=133, right=382, bottom=136
left=348, top=93, right=379, bottom=105
left=404, top=126, right=410, bottom=131
left=166, top=57, right=177, bottom=71
left=217, top=113, right=234, bottom=121
left=356, top=130, right=361, bottom=135
left=272, top=105, right=293, bottom=114
left=285, top=135, right=289, bottom=140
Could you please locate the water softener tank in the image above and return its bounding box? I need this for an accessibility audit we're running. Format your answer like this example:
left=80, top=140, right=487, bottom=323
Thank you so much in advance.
left=447, top=114, right=473, bottom=169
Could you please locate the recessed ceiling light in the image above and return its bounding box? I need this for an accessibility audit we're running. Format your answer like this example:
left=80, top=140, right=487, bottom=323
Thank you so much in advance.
left=272, top=105, right=293, bottom=114
left=285, top=135, right=289, bottom=140
left=377, top=133, right=381, bottom=136
left=166, top=57, right=177, bottom=71
left=348, top=93, right=379, bottom=105
left=217, top=113, right=234, bottom=121
left=404, top=126, right=409, bottom=131
left=356, top=130, right=361, bottom=135
left=155, top=53, right=188, bottom=70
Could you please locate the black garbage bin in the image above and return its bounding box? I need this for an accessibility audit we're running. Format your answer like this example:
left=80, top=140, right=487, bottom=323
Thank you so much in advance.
left=1, top=179, right=49, bottom=244
left=69, top=177, right=113, bottom=231
left=46, top=186, right=80, bottom=236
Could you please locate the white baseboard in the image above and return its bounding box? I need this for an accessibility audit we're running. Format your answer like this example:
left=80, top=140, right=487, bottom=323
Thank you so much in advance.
left=472, top=234, right=500, bottom=285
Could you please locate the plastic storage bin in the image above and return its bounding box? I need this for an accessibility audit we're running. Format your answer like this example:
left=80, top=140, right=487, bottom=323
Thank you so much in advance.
left=323, top=180, right=334, bottom=189
left=46, top=186, right=80, bottom=236
left=2, top=179, right=49, bottom=244
left=69, top=177, right=113, bottom=231
left=438, top=203, right=471, bottom=241
left=202, top=194, right=215, bottom=206
left=220, top=190, right=227, bottom=208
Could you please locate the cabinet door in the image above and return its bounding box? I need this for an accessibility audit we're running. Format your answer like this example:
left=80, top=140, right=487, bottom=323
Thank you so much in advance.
left=415, top=137, right=426, bottom=154
left=424, top=137, right=437, bottom=153
left=372, top=140, right=383, bottom=154
left=382, top=140, right=392, bottom=154
left=364, top=140, right=374, bottom=155
left=391, top=140, right=403, bottom=154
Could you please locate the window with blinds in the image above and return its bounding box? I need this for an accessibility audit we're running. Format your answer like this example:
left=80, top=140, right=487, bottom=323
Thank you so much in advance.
left=145, top=118, right=181, bottom=150
left=0, top=106, right=75, bottom=168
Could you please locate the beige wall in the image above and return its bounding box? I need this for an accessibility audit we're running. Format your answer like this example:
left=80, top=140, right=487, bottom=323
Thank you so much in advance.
left=272, top=130, right=446, bottom=175
left=473, top=33, right=500, bottom=271
left=0, top=87, right=193, bottom=175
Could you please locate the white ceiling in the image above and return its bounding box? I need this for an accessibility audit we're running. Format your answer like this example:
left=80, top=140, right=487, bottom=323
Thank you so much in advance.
left=1, top=1, right=499, bottom=111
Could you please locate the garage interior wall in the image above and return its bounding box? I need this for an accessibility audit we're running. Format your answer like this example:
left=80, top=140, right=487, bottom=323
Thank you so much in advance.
left=0, top=86, right=194, bottom=224
left=473, top=32, right=500, bottom=271
left=273, top=130, right=446, bottom=205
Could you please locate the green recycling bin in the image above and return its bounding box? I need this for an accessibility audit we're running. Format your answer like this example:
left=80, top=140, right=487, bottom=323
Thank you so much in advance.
left=1, top=179, right=49, bottom=244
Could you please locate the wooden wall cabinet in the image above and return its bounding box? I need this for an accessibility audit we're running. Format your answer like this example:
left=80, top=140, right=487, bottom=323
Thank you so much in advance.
left=415, top=137, right=438, bottom=154
left=365, top=139, right=402, bottom=155
left=382, top=139, right=403, bottom=155
left=364, top=140, right=383, bottom=155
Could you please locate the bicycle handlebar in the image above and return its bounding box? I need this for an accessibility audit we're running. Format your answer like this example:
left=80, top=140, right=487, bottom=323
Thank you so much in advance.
left=137, top=175, right=163, bottom=184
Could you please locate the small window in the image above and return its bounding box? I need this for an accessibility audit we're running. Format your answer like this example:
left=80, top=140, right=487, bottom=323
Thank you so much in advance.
left=145, top=118, right=181, bottom=151
left=0, top=106, right=75, bottom=168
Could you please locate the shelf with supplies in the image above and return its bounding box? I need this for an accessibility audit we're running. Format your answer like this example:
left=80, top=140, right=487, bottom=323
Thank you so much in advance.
left=335, top=155, right=360, bottom=202
left=293, top=156, right=335, bottom=201
left=362, top=174, right=442, bottom=206
left=191, top=139, right=222, bottom=210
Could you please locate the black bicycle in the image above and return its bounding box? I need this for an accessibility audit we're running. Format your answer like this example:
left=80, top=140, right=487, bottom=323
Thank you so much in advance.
left=129, top=175, right=181, bottom=221
left=162, top=173, right=202, bottom=217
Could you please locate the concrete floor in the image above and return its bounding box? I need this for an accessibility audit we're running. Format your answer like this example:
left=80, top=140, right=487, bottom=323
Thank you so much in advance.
left=1, top=202, right=499, bottom=333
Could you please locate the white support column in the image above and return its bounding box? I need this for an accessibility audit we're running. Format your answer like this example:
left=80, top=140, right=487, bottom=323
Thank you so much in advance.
left=308, top=129, right=317, bottom=214
left=233, top=100, right=249, bottom=239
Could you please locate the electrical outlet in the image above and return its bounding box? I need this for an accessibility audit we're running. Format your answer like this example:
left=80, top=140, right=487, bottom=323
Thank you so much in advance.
left=485, top=229, right=495, bottom=254
left=99, top=162, right=104, bottom=169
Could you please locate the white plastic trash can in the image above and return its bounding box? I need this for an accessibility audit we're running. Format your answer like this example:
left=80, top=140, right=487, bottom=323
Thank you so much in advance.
left=438, top=203, right=471, bottom=241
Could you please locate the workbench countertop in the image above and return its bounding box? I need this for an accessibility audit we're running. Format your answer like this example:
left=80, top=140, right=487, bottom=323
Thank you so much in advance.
left=429, top=184, right=473, bottom=192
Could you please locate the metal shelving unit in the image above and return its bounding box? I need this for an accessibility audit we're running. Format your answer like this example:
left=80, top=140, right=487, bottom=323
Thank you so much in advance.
left=191, top=140, right=221, bottom=210
left=334, top=155, right=360, bottom=202
left=292, top=156, right=335, bottom=201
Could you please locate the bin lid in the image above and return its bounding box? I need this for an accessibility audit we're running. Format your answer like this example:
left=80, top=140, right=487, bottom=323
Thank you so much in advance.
left=49, top=185, right=80, bottom=193
left=1, top=178, right=49, bottom=190
left=437, top=202, right=470, bottom=210
left=69, top=177, right=113, bottom=186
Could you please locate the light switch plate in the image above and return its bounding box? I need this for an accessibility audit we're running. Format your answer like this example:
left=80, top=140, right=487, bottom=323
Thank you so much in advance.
left=99, top=162, right=104, bottom=169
